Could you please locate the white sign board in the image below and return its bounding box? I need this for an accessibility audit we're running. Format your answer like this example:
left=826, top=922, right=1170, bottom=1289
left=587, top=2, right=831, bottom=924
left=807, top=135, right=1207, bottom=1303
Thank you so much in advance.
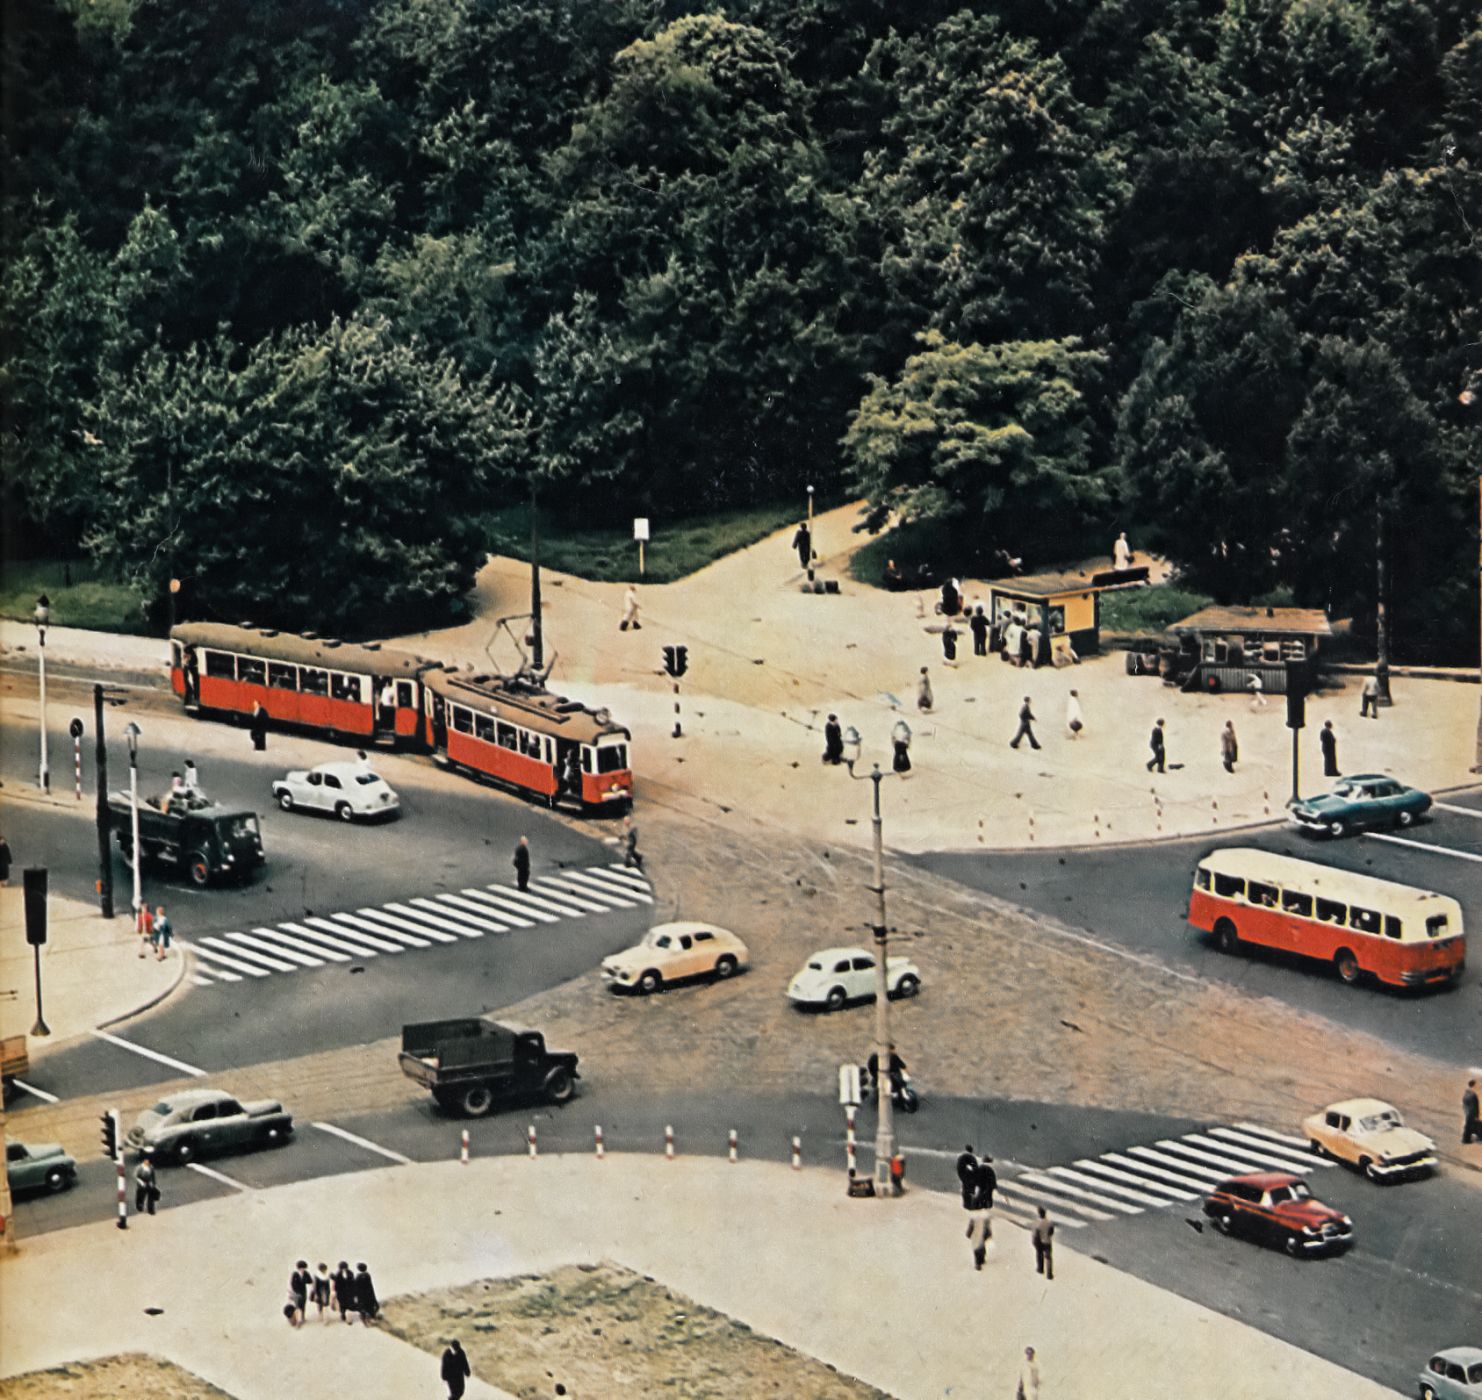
left=633, top=517, right=650, bottom=542
left=838, top=1063, right=862, bottom=1108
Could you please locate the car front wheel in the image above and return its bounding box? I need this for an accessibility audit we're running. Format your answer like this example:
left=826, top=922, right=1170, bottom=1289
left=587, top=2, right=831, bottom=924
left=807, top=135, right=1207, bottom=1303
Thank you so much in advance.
left=1326, top=818, right=1348, bottom=839
left=894, top=974, right=921, bottom=999
left=638, top=970, right=663, bottom=995
left=187, top=854, right=211, bottom=887
left=174, top=1137, right=199, bottom=1165
left=1284, top=1234, right=1301, bottom=1258
left=1396, top=809, right=1415, bottom=828
left=1421, top=1384, right=1438, bottom=1400
left=1361, top=1157, right=1385, bottom=1183
left=263, top=1124, right=288, bottom=1148
left=277, top=790, right=294, bottom=812
left=1211, top=1213, right=1232, bottom=1236
left=45, top=1167, right=70, bottom=1193
left=544, top=1067, right=575, bottom=1104
left=335, top=802, right=354, bottom=822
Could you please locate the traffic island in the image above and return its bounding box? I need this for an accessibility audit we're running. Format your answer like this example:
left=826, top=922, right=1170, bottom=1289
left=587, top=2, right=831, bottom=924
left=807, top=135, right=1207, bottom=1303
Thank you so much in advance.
left=0, top=1353, right=235, bottom=1399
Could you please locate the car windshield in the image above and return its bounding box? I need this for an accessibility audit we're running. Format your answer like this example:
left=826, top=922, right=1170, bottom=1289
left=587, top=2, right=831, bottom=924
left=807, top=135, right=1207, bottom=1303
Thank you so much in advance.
left=1359, top=1111, right=1402, bottom=1132
left=228, top=816, right=259, bottom=837
left=806, top=960, right=823, bottom=971
left=148, top=1101, right=174, bottom=1117
left=354, top=773, right=380, bottom=785
left=1469, top=1363, right=1482, bottom=1385
left=1268, top=1182, right=1311, bottom=1205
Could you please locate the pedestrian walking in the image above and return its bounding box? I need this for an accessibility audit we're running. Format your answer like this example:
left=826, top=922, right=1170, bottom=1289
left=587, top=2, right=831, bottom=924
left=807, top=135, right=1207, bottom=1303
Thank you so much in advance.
left=312, top=1263, right=332, bottom=1321
left=1147, top=718, right=1166, bottom=774
left=822, top=714, right=844, bottom=765
left=1320, top=720, right=1339, bottom=777
left=513, top=835, right=531, bottom=892
left=250, top=704, right=268, bottom=752
left=1246, top=673, right=1267, bottom=710
left=1010, top=696, right=1041, bottom=751
left=792, top=521, right=812, bottom=571
left=1032, top=1207, right=1055, bottom=1280
left=288, top=1260, right=312, bottom=1327
left=619, top=585, right=642, bottom=632
left=133, top=1155, right=159, bottom=1215
left=976, top=1153, right=998, bottom=1211
left=332, top=1261, right=357, bottom=1323
left=891, top=718, right=912, bottom=775
left=967, top=1211, right=992, bottom=1271
left=153, top=905, right=172, bottom=961
left=1018, top=624, right=1035, bottom=669
left=1018, top=1346, right=1041, bottom=1400
left=353, top=1262, right=379, bottom=1324
left=955, top=1145, right=980, bottom=1211
left=940, top=619, right=959, bottom=665
left=182, top=758, right=202, bottom=796
left=916, top=667, right=933, bottom=713
left=621, top=815, right=643, bottom=872
left=136, top=902, right=155, bottom=959
left=1464, top=1079, right=1481, bottom=1144
left=354, top=749, right=373, bottom=777
left=1065, top=689, right=1084, bottom=739
left=441, top=1338, right=472, bottom=1400
left=940, top=577, right=961, bottom=616
left=1113, top=529, right=1132, bottom=570
left=1220, top=720, right=1239, bottom=774
left=969, top=605, right=989, bottom=656
left=0, top=832, right=10, bottom=887
left=1360, top=673, right=1381, bottom=718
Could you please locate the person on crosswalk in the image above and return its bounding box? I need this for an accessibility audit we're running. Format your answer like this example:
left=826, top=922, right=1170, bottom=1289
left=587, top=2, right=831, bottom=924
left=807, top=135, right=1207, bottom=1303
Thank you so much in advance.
left=513, top=836, right=531, bottom=892
left=1032, top=1208, right=1055, bottom=1281
left=622, top=816, right=644, bottom=872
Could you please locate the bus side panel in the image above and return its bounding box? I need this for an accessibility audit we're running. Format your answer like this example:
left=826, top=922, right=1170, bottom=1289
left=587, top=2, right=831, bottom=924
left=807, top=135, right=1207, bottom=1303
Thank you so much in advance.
left=299, top=692, right=331, bottom=731
left=1187, top=889, right=1219, bottom=933
left=1368, top=935, right=1466, bottom=987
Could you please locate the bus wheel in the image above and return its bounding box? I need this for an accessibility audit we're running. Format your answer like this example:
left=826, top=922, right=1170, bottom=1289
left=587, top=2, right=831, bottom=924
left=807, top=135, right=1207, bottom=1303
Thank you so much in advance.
left=1335, top=950, right=1361, bottom=985
left=1214, top=919, right=1241, bottom=955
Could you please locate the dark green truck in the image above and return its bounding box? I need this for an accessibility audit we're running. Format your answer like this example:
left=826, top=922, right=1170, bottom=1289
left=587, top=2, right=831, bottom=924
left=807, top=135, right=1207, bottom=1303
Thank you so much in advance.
left=398, top=1019, right=580, bottom=1117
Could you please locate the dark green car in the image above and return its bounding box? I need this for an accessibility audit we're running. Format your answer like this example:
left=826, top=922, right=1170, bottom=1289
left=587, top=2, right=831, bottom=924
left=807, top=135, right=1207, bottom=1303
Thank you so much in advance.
left=6, top=1138, right=77, bottom=1195
left=1289, top=773, right=1432, bottom=839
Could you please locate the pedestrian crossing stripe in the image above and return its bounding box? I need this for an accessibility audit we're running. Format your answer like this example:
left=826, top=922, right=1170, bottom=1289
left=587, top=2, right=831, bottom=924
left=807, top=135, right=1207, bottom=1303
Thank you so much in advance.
left=181, top=864, right=653, bottom=986
left=995, top=1122, right=1333, bottom=1227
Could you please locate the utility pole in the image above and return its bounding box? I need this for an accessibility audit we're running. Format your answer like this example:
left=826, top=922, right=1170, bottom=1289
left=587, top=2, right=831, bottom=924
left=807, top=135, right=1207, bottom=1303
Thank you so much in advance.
left=529, top=478, right=544, bottom=674
left=94, top=684, right=115, bottom=919
left=1374, top=503, right=1392, bottom=705
left=1475, top=476, right=1481, bottom=772
left=857, top=763, right=897, bottom=1195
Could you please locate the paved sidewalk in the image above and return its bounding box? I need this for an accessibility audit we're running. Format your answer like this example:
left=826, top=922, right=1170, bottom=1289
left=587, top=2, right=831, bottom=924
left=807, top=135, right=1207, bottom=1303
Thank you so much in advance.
left=0, top=1156, right=1401, bottom=1400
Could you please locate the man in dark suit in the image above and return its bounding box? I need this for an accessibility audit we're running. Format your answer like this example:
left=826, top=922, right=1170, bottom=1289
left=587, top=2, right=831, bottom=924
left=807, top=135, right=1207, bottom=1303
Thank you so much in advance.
left=513, top=836, right=531, bottom=892
left=1319, top=720, right=1339, bottom=777
left=1147, top=718, right=1166, bottom=773
left=1010, top=696, right=1041, bottom=751
left=1464, top=1079, right=1480, bottom=1144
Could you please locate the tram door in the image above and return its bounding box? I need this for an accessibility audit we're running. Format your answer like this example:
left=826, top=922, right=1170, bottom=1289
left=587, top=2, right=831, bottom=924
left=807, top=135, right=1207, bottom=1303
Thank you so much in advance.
left=554, top=739, right=581, bottom=799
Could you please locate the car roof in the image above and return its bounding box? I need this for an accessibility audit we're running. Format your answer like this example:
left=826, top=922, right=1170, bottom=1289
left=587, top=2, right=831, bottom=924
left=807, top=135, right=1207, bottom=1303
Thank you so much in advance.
left=310, top=761, right=377, bottom=778
left=1333, top=773, right=1394, bottom=784
left=152, top=1088, right=230, bottom=1108
left=808, top=946, right=870, bottom=961
left=1435, top=1348, right=1482, bottom=1365
left=1324, top=1097, right=1398, bottom=1118
left=1219, top=1171, right=1299, bottom=1190
left=647, top=922, right=733, bottom=939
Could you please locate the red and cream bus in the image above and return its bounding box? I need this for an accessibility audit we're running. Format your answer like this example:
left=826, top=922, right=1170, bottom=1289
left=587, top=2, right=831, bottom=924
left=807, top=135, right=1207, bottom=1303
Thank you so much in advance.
left=1188, top=848, right=1464, bottom=990
left=169, top=623, right=633, bottom=813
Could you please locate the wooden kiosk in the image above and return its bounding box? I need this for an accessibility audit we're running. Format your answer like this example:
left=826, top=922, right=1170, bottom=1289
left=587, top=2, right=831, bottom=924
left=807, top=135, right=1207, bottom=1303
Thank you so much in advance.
left=1164, top=605, right=1332, bottom=693
left=985, top=565, right=1149, bottom=667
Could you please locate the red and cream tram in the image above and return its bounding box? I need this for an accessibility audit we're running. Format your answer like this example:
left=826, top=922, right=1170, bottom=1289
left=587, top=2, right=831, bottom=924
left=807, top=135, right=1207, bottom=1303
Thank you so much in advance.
left=169, top=623, right=632, bottom=811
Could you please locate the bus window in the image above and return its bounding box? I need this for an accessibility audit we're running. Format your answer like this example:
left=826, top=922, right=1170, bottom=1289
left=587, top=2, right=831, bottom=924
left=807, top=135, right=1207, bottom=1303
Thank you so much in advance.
left=1349, top=906, right=1381, bottom=935
left=1426, top=914, right=1450, bottom=939
left=597, top=744, right=629, bottom=773
left=451, top=705, right=473, bottom=734
left=300, top=668, right=328, bottom=696
left=475, top=714, right=495, bottom=743
left=1194, top=868, right=1211, bottom=891
left=1213, top=873, right=1245, bottom=899
left=496, top=721, right=518, bottom=750
left=238, top=657, right=267, bottom=686
left=1315, top=898, right=1347, bottom=925
left=331, top=673, right=362, bottom=704
left=204, top=650, right=236, bottom=679
left=1281, top=891, right=1313, bottom=917
left=1248, top=881, right=1278, bottom=908
left=268, top=663, right=298, bottom=691
left=1383, top=916, right=1403, bottom=940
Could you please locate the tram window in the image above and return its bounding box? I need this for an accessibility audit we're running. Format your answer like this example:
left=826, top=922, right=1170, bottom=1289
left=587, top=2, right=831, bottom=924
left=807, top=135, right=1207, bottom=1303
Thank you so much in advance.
left=397, top=681, right=414, bottom=707
left=496, top=721, right=518, bottom=750
left=1212, top=873, right=1245, bottom=899
left=237, top=657, right=267, bottom=686
left=204, top=651, right=236, bottom=679
left=1248, top=882, right=1278, bottom=908
left=451, top=705, right=472, bottom=734
left=300, top=668, right=328, bottom=696
left=597, top=744, right=628, bottom=773
left=268, top=663, right=298, bottom=691
left=581, top=749, right=593, bottom=773
left=331, top=673, right=362, bottom=704
left=520, top=731, right=542, bottom=758
left=1349, top=905, right=1381, bottom=935
left=1281, top=890, right=1313, bottom=917
left=475, top=714, right=495, bottom=743
left=1383, top=915, right=1403, bottom=940
left=1315, top=898, right=1347, bottom=925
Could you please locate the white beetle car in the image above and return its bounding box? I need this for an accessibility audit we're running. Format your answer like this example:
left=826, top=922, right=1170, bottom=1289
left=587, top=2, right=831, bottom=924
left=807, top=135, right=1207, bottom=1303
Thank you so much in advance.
left=272, top=761, right=400, bottom=822
left=787, top=945, right=921, bottom=1011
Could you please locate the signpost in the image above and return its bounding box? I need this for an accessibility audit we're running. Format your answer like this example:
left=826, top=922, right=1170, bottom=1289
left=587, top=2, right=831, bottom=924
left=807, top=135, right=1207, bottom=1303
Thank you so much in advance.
left=633, top=517, right=650, bottom=577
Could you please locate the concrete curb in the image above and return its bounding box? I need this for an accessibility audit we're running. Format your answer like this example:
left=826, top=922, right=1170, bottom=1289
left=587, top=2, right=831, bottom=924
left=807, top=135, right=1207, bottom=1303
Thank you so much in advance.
left=94, top=945, right=191, bottom=1032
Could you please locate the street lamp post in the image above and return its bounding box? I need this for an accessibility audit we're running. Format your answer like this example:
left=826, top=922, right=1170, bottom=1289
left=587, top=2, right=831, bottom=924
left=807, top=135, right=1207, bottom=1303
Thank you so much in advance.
left=529, top=478, right=544, bottom=674
left=806, top=485, right=815, bottom=582
left=34, top=595, right=50, bottom=792
left=125, top=723, right=142, bottom=921
left=845, top=752, right=900, bottom=1194
left=93, top=683, right=117, bottom=919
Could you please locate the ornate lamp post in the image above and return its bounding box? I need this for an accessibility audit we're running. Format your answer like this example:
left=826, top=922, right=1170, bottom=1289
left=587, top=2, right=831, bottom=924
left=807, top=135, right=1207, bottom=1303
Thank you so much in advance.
left=34, top=595, right=50, bottom=792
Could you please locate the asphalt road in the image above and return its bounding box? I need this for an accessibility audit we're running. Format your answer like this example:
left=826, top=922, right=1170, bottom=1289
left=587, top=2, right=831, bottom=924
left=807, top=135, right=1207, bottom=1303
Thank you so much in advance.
left=911, top=790, right=1482, bottom=1063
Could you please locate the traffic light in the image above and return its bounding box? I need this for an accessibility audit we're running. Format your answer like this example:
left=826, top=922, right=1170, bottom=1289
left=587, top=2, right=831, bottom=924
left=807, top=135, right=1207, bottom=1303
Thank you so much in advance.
left=100, top=1109, right=118, bottom=1159
left=1284, top=659, right=1308, bottom=730
left=662, top=645, right=689, bottom=679
left=23, top=867, right=47, bottom=947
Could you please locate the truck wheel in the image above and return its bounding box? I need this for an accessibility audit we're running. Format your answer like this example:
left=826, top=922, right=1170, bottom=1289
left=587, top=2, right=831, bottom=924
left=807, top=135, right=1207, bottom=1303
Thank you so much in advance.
left=174, top=1137, right=198, bottom=1165
left=544, top=1067, right=575, bottom=1104
left=638, top=970, right=663, bottom=995
left=460, top=1086, right=494, bottom=1117
left=187, top=854, right=211, bottom=887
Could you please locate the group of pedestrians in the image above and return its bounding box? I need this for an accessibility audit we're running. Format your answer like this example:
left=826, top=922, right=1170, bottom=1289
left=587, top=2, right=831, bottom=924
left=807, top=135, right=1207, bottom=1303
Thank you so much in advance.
left=955, top=1143, right=1057, bottom=1288
left=135, top=903, right=173, bottom=960
left=286, top=1260, right=378, bottom=1327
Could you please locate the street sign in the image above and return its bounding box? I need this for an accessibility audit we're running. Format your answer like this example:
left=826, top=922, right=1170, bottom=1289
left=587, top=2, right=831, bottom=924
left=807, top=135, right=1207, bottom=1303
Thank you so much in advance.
left=69, top=717, right=84, bottom=739
left=838, top=1063, right=862, bottom=1107
left=633, top=518, right=650, bottom=542
left=23, top=868, right=47, bottom=947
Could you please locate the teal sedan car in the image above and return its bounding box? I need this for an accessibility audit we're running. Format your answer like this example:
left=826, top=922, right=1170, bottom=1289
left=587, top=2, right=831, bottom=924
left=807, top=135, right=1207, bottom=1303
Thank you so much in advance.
left=1289, top=773, right=1432, bottom=838
left=6, top=1138, right=77, bottom=1195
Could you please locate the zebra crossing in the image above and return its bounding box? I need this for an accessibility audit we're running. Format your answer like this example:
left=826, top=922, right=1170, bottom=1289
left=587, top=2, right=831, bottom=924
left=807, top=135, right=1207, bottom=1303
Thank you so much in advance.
left=183, top=864, right=653, bottom=986
left=991, top=1122, right=1332, bottom=1231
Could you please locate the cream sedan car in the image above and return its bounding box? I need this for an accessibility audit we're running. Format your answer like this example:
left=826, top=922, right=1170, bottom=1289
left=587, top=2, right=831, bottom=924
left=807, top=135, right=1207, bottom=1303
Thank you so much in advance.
left=1302, top=1097, right=1437, bottom=1183
left=601, top=922, right=749, bottom=995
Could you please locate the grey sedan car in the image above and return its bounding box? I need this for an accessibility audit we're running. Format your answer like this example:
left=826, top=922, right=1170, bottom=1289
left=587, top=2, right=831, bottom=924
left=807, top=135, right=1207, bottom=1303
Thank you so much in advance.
left=6, top=1138, right=77, bottom=1195
left=1420, top=1348, right=1482, bottom=1400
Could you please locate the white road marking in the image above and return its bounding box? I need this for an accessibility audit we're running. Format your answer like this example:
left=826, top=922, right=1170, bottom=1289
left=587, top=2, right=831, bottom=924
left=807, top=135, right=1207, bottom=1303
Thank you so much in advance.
left=1154, top=1139, right=1260, bottom=1175
left=1019, top=1170, right=1140, bottom=1215
left=92, top=1030, right=205, bottom=1077
left=1207, top=1127, right=1326, bottom=1172
left=443, top=891, right=534, bottom=928
left=202, top=935, right=297, bottom=974
left=187, top=1161, right=248, bottom=1191
left=541, top=875, right=630, bottom=910
left=1184, top=1131, right=1301, bottom=1173
left=239, top=930, right=325, bottom=968
left=1001, top=1177, right=1112, bottom=1222
left=1071, top=1158, right=1195, bottom=1201
left=412, top=896, right=508, bottom=934
left=10, top=1078, right=59, bottom=1103
left=253, top=924, right=350, bottom=963
left=1234, top=1121, right=1313, bottom=1152
left=311, top=1120, right=411, bottom=1164
left=191, top=975, right=215, bottom=986
left=384, top=901, right=482, bottom=939
left=295, top=917, right=392, bottom=954
left=1103, top=1152, right=1207, bottom=1194
left=601, top=863, right=655, bottom=892
left=1364, top=831, right=1482, bottom=863
left=1125, top=1146, right=1223, bottom=1186
left=559, top=870, right=648, bottom=906
left=467, top=887, right=560, bottom=922
left=183, top=940, right=269, bottom=977
left=1435, top=802, right=1482, bottom=819
left=191, top=964, right=243, bottom=984
left=1044, top=1165, right=1165, bottom=1209
left=494, top=883, right=586, bottom=918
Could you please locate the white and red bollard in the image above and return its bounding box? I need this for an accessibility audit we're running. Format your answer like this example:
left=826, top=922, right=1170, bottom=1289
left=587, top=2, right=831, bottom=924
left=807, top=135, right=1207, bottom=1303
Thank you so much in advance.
left=460, top=1129, right=469, bottom=1166
left=74, top=735, right=83, bottom=802
left=527, top=1124, right=537, bottom=1159
left=665, top=1124, right=675, bottom=1160
left=728, top=1128, right=738, bottom=1164
left=595, top=1125, right=605, bottom=1160
left=845, top=1107, right=856, bottom=1175
left=115, top=1157, right=127, bottom=1230
left=791, top=1136, right=802, bottom=1170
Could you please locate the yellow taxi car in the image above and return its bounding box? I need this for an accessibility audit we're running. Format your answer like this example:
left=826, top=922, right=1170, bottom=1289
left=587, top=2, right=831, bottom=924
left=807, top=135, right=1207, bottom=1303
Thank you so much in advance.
left=600, top=922, right=749, bottom=995
left=1301, top=1097, right=1437, bottom=1183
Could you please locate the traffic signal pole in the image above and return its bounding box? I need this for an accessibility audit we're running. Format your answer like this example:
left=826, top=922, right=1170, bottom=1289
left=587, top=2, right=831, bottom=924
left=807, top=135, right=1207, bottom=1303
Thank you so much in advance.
left=101, top=1110, right=126, bottom=1228
left=94, top=685, right=115, bottom=918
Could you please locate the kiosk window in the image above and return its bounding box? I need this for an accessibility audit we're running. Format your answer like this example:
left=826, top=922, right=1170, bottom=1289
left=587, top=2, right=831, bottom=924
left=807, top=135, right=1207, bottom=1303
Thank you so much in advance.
left=1315, top=898, right=1347, bottom=925
left=204, top=651, right=236, bottom=679
left=237, top=657, right=266, bottom=686
left=300, top=668, right=328, bottom=696
left=1048, top=605, right=1066, bottom=635
left=331, top=673, right=362, bottom=703
left=1213, top=873, right=1245, bottom=899
left=1349, top=905, right=1381, bottom=935
left=1281, top=891, right=1313, bottom=917
left=268, top=663, right=298, bottom=691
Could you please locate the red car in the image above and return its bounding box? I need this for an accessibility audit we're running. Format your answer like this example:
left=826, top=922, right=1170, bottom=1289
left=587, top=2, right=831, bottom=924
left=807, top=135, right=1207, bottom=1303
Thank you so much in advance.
left=1202, top=1172, right=1354, bottom=1257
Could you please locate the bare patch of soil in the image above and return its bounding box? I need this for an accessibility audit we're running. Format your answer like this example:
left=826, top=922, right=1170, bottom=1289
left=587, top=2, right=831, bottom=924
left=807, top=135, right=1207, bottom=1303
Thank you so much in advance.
left=0, top=1355, right=234, bottom=1399
left=382, top=1262, right=891, bottom=1399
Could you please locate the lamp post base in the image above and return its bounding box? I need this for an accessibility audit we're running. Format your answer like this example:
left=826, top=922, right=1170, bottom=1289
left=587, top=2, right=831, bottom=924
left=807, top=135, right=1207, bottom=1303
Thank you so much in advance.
left=30, top=1017, right=50, bottom=1037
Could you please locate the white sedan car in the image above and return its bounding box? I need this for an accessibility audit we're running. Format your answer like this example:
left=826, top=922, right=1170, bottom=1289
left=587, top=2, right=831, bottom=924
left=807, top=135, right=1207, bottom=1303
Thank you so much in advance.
left=601, top=922, right=749, bottom=994
left=272, top=761, right=400, bottom=822
left=787, top=945, right=921, bottom=1011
